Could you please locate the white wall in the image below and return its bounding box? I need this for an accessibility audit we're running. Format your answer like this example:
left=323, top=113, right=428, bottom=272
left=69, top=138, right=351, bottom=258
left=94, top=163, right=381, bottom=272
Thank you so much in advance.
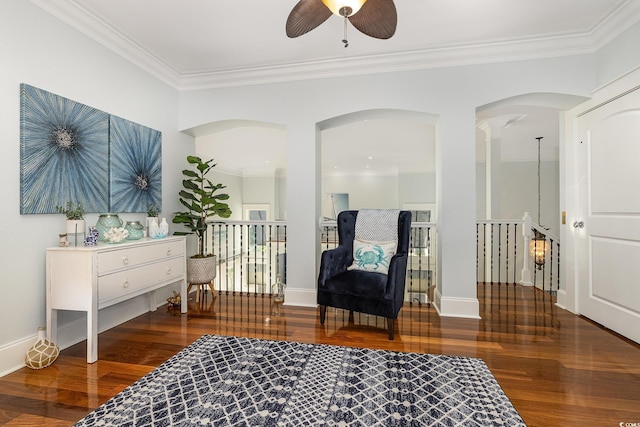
left=322, top=174, right=399, bottom=210
left=476, top=161, right=560, bottom=233
left=321, top=172, right=435, bottom=213
left=476, top=167, right=487, bottom=219
left=242, top=176, right=276, bottom=214
left=276, top=173, right=287, bottom=220
left=595, top=21, right=640, bottom=87
left=0, top=1, right=193, bottom=374
left=500, top=161, right=560, bottom=235
left=399, top=173, right=436, bottom=206
left=215, top=171, right=243, bottom=221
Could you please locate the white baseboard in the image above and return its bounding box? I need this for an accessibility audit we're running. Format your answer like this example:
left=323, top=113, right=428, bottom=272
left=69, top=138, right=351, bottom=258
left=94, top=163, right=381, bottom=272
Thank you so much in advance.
left=0, top=333, right=38, bottom=377
left=555, top=289, right=569, bottom=311
left=434, top=289, right=480, bottom=319
left=433, top=288, right=442, bottom=314
left=283, top=287, right=317, bottom=307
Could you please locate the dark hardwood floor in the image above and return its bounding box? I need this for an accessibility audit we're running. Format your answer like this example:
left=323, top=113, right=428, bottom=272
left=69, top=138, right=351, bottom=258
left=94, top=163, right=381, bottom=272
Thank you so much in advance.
left=1, top=284, right=639, bottom=426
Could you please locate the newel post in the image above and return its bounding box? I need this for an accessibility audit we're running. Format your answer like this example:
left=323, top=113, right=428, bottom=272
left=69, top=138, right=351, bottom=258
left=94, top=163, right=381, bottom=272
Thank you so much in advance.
left=520, top=212, right=533, bottom=286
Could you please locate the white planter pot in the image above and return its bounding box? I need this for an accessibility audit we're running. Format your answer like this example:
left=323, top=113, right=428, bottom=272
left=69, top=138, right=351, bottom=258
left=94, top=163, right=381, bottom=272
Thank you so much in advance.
left=187, top=256, right=217, bottom=285
left=66, top=219, right=85, bottom=235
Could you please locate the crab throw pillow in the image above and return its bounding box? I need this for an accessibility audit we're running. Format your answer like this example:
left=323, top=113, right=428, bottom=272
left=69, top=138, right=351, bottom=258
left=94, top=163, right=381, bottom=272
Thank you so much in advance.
left=348, top=238, right=397, bottom=274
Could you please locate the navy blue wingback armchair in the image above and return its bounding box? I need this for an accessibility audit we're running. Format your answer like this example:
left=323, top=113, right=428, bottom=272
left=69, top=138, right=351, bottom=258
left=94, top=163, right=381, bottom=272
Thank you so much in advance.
left=317, top=210, right=412, bottom=340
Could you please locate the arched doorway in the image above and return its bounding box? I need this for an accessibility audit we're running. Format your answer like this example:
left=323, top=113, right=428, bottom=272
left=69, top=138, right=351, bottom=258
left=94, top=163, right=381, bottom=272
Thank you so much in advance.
left=317, top=108, right=439, bottom=304
left=475, top=93, right=588, bottom=299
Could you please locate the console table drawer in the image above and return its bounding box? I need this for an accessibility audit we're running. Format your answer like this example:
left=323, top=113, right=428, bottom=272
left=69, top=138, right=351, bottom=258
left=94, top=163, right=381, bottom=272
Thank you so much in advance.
left=98, top=256, right=185, bottom=306
left=97, top=240, right=185, bottom=275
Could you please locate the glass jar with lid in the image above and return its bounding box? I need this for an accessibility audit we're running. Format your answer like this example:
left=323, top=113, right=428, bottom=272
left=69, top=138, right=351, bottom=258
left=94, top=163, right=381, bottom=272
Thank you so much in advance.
left=125, top=221, right=144, bottom=240
left=95, top=213, right=123, bottom=241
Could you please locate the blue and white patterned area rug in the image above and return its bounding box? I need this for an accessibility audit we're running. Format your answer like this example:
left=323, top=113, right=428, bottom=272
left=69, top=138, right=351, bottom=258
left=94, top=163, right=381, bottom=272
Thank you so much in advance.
left=74, top=335, right=526, bottom=426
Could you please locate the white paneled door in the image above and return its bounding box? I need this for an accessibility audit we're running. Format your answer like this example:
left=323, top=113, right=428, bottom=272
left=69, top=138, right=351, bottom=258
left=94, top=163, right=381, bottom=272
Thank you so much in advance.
left=575, top=88, right=640, bottom=344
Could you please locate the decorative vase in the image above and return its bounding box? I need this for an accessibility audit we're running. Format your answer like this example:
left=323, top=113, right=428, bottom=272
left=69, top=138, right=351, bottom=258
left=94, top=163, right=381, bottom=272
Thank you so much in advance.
left=25, top=327, right=59, bottom=369
left=84, top=226, right=99, bottom=246
left=187, top=256, right=217, bottom=285
left=272, top=274, right=286, bottom=303
left=96, top=213, right=123, bottom=242
left=149, top=217, right=168, bottom=239
left=148, top=217, right=159, bottom=238
left=125, top=221, right=144, bottom=240
left=159, top=217, right=169, bottom=236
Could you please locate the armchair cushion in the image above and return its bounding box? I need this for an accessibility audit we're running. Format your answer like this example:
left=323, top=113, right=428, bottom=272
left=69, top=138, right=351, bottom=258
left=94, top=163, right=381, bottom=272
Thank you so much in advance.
left=347, top=238, right=397, bottom=274
left=324, top=270, right=388, bottom=299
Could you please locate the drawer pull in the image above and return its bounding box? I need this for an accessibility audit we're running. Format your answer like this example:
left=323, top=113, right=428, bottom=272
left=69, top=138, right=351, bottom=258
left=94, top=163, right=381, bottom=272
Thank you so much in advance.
left=166, top=248, right=172, bottom=256
left=123, top=279, right=130, bottom=288
left=122, top=255, right=129, bottom=265
left=166, top=267, right=172, bottom=275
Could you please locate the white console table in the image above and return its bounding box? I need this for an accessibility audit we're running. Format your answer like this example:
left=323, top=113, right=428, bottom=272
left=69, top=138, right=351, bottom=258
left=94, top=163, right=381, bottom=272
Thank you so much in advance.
left=46, top=236, right=187, bottom=363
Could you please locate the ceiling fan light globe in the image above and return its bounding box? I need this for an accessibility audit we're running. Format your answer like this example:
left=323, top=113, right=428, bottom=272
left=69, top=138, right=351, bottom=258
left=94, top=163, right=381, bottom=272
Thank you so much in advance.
left=322, top=0, right=367, bottom=17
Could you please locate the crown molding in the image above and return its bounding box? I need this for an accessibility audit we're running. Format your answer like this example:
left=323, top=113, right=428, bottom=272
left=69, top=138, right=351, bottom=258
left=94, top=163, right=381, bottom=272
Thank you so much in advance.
left=29, top=0, right=182, bottom=88
left=178, top=35, right=594, bottom=91
left=31, top=0, right=640, bottom=91
left=589, top=0, right=640, bottom=50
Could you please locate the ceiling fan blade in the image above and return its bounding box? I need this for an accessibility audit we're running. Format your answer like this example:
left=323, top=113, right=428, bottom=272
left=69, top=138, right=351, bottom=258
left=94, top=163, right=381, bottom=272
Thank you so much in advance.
left=286, top=0, right=333, bottom=38
left=348, top=0, right=397, bottom=39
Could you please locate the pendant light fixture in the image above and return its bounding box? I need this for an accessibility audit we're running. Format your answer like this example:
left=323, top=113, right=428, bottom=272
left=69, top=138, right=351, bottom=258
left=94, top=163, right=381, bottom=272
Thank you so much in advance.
left=321, top=0, right=367, bottom=17
left=529, top=136, right=550, bottom=269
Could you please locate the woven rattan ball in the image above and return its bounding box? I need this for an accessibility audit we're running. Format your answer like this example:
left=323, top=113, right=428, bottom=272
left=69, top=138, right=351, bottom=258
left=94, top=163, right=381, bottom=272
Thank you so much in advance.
left=25, top=327, right=59, bottom=369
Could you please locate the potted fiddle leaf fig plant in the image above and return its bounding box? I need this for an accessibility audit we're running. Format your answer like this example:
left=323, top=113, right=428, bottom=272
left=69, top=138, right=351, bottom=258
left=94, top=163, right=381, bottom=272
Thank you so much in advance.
left=173, top=156, right=232, bottom=287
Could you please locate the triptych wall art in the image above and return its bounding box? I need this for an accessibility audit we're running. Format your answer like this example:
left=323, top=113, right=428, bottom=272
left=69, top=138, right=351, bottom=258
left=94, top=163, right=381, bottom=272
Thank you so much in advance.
left=19, top=84, right=162, bottom=215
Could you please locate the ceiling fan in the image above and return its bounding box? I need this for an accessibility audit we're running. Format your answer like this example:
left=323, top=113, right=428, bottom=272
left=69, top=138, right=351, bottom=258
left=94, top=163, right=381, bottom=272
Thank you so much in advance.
left=286, top=0, right=397, bottom=47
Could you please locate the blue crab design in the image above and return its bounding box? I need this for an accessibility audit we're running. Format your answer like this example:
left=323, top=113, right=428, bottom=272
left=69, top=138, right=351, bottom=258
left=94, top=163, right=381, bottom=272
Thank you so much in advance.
left=354, top=244, right=389, bottom=271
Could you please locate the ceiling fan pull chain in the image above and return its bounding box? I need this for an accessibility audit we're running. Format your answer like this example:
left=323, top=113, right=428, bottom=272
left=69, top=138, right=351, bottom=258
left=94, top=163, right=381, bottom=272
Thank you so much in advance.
left=342, top=15, right=349, bottom=47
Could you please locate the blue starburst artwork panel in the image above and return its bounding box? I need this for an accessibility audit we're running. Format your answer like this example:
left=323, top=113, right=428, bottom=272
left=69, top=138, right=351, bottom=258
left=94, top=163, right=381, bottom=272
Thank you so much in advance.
left=20, top=84, right=109, bottom=214
left=109, top=115, right=162, bottom=213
